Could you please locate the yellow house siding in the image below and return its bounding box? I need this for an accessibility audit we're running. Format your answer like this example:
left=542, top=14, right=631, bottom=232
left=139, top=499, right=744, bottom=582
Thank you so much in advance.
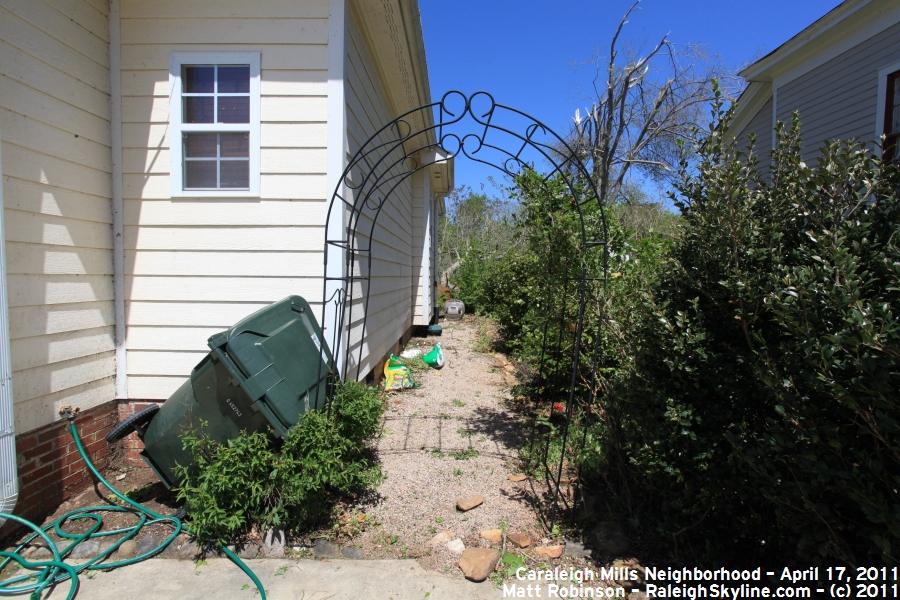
left=0, top=0, right=115, bottom=433
left=119, top=0, right=331, bottom=399
left=343, top=7, right=415, bottom=378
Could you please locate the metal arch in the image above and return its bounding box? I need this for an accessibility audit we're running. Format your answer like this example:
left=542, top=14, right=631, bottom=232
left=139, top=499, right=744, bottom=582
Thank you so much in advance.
left=318, top=91, right=610, bottom=508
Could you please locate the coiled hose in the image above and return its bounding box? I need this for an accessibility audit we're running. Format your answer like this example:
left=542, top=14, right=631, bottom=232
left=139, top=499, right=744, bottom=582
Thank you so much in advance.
left=0, top=418, right=266, bottom=599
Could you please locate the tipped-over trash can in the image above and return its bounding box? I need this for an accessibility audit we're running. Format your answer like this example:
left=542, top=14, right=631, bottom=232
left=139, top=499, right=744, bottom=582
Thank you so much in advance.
left=107, top=295, right=334, bottom=487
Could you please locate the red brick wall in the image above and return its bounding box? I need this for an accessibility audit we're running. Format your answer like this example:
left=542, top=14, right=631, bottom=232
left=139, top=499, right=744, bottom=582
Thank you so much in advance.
left=12, top=400, right=118, bottom=525
left=116, top=400, right=163, bottom=463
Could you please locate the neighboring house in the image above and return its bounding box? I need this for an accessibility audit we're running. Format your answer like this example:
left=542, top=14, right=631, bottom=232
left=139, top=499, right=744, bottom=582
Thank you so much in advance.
left=0, top=0, right=450, bottom=524
left=729, top=0, right=900, bottom=170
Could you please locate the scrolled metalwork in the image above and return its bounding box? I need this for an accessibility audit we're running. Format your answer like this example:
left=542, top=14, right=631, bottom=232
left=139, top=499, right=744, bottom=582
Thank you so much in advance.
left=318, top=91, right=609, bottom=511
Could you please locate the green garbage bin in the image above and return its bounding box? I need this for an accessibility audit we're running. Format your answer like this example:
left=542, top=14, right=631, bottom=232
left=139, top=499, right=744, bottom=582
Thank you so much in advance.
left=107, top=296, right=335, bottom=488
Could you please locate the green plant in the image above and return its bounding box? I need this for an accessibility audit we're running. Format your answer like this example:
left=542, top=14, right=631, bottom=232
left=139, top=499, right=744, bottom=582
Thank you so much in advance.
left=591, top=93, right=900, bottom=565
left=453, top=468, right=463, bottom=477
left=175, top=381, right=384, bottom=546
left=451, top=399, right=465, bottom=408
left=451, top=448, right=479, bottom=461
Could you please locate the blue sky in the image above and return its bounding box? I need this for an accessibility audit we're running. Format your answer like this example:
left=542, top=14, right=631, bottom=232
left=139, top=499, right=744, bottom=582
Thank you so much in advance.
left=419, top=0, right=841, bottom=196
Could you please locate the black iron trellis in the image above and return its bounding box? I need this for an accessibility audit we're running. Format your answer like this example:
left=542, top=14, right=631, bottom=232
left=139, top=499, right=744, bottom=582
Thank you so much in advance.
left=317, top=90, right=610, bottom=509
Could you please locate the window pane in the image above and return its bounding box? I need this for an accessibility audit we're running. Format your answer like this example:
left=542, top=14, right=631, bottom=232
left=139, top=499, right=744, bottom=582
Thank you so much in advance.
left=891, top=75, right=900, bottom=134
left=220, top=133, right=249, bottom=157
left=218, top=66, right=250, bottom=93
left=183, top=133, right=218, bottom=158
left=218, top=96, right=249, bottom=123
left=184, top=97, right=214, bottom=123
left=185, top=160, right=217, bottom=188
left=183, top=66, right=214, bottom=93
left=221, top=160, right=249, bottom=188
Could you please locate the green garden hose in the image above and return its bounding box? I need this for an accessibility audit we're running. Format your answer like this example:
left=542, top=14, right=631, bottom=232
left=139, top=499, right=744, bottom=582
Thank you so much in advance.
left=0, top=418, right=267, bottom=599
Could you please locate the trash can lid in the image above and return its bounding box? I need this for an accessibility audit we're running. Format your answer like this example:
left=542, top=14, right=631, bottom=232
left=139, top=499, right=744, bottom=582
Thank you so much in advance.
left=209, top=296, right=334, bottom=432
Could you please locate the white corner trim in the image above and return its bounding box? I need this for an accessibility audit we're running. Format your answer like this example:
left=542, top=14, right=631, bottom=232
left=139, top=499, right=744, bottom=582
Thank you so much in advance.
left=109, top=0, right=127, bottom=399
left=0, top=122, right=20, bottom=516
left=168, top=52, right=261, bottom=198
left=324, top=0, right=347, bottom=376
left=875, top=60, right=900, bottom=157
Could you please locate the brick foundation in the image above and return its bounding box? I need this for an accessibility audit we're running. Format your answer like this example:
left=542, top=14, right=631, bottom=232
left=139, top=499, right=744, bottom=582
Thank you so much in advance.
left=11, top=401, right=118, bottom=528
left=115, top=400, right=163, bottom=464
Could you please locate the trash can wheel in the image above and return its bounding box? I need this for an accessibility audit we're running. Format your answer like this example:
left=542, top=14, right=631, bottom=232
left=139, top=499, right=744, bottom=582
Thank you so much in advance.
left=106, top=404, right=160, bottom=443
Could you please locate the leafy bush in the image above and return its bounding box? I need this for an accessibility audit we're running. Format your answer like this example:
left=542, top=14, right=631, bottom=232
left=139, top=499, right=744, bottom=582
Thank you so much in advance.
left=175, top=381, right=384, bottom=545
left=594, top=98, right=900, bottom=565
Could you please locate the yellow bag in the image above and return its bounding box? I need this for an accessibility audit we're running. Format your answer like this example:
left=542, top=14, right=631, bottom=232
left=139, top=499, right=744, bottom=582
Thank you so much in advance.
left=383, top=355, right=416, bottom=391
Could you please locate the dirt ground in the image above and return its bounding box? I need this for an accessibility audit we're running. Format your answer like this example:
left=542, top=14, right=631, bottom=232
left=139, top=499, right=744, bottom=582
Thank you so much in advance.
left=337, top=315, right=553, bottom=575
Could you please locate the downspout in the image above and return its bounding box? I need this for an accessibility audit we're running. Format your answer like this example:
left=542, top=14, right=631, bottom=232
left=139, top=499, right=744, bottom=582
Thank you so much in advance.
left=0, top=133, right=19, bottom=516
left=110, top=0, right=127, bottom=400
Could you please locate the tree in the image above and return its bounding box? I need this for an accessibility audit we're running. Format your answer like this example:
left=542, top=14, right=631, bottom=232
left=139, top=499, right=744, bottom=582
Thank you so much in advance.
left=569, top=1, right=723, bottom=204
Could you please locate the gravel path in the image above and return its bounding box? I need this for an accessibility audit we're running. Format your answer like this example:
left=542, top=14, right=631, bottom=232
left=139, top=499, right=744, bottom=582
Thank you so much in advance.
left=352, top=316, right=545, bottom=575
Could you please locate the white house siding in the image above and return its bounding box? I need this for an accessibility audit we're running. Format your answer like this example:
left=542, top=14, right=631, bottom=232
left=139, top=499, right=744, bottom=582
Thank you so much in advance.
left=343, top=7, right=415, bottom=378
left=119, top=0, right=331, bottom=399
left=0, top=0, right=116, bottom=432
left=776, top=21, right=900, bottom=163
left=411, top=171, right=433, bottom=325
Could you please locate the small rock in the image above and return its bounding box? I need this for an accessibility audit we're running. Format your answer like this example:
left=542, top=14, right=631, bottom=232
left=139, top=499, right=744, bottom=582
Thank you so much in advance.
left=115, top=540, right=138, bottom=558
left=341, top=546, right=364, bottom=559
left=534, top=545, right=564, bottom=559
left=69, top=540, right=100, bottom=559
left=23, top=543, right=53, bottom=560
left=456, top=495, right=484, bottom=511
left=428, top=530, right=455, bottom=547
left=177, top=540, right=202, bottom=559
left=313, top=539, right=341, bottom=559
left=446, top=538, right=465, bottom=555
left=507, top=532, right=532, bottom=548
left=480, top=529, right=502, bottom=544
left=263, top=528, right=286, bottom=558
left=590, top=520, right=630, bottom=557
left=458, top=548, right=500, bottom=582
left=611, top=558, right=644, bottom=585
left=135, top=534, right=161, bottom=557
left=563, top=539, right=591, bottom=559
left=507, top=474, right=528, bottom=482
left=238, top=542, right=263, bottom=559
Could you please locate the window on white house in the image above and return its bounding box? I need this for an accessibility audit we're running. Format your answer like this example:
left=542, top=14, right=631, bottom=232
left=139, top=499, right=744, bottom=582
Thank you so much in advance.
left=170, top=53, right=260, bottom=196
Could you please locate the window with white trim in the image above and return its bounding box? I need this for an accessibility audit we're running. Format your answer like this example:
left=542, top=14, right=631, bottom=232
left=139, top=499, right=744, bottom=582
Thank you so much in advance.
left=169, top=53, right=260, bottom=196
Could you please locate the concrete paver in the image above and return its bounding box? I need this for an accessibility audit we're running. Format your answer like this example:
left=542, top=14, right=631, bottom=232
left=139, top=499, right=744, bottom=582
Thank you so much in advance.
left=46, top=558, right=506, bottom=600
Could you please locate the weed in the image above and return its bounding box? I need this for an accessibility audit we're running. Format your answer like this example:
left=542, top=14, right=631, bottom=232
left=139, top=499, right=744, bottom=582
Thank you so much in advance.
left=451, top=448, right=479, bottom=461
left=430, top=448, right=445, bottom=458
left=453, top=468, right=464, bottom=477
left=274, top=565, right=288, bottom=577
left=451, top=399, right=465, bottom=408
left=434, top=516, right=445, bottom=525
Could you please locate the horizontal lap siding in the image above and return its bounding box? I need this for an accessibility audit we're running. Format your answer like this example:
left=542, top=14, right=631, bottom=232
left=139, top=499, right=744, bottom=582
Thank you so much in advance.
left=120, top=0, right=330, bottom=399
left=0, top=0, right=115, bottom=433
left=738, top=98, right=773, bottom=175
left=777, top=21, right=900, bottom=163
left=343, top=9, right=414, bottom=378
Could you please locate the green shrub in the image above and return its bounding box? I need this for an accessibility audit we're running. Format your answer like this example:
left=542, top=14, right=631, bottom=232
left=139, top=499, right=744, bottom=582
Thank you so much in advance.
left=593, top=96, right=900, bottom=565
left=175, top=381, right=384, bottom=545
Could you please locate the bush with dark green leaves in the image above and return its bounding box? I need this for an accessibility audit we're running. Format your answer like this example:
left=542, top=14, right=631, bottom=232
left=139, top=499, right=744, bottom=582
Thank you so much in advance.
left=174, top=380, right=383, bottom=545
left=594, top=101, right=900, bottom=565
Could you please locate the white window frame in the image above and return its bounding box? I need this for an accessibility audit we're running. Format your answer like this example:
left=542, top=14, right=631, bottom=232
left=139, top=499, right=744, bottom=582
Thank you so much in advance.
left=875, top=60, right=900, bottom=159
left=169, top=52, right=261, bottom=197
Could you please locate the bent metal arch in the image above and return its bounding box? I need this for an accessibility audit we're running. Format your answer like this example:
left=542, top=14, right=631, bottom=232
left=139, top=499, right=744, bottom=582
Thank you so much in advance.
left=319, top=90, right=609, bottom=507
